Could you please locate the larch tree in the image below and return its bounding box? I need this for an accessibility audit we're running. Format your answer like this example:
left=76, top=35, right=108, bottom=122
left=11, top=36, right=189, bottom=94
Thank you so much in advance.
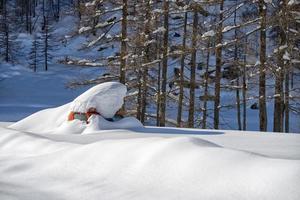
left=258, top=0, right=267, bottom=131
left=159, top=0, right=169, bottom=126
left=177, top=10, right=188, bottom=127
left=213, top=0, right=224, bottom=129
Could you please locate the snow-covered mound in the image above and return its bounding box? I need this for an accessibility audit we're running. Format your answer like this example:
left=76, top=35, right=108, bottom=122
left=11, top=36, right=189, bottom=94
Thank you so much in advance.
left=0, top=122, right=300, bottom=200
left=70, top=81, right=126, bottom=118
left=9, top=82, right=143, bottom=133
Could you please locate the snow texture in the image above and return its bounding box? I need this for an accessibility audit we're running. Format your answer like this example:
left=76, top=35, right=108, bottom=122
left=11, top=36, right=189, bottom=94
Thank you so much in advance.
left=0, top=122, right=300, bottom=200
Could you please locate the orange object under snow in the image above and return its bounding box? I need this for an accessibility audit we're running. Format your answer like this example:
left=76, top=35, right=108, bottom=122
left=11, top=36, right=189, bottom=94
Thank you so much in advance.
left=68, top=109, right=100, bottom=123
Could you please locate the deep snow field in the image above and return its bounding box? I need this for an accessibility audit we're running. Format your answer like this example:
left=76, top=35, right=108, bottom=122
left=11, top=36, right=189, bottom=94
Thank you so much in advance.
left=1, top=124, right=300, bottom=199
left=0, top=82, right=300, bottom=200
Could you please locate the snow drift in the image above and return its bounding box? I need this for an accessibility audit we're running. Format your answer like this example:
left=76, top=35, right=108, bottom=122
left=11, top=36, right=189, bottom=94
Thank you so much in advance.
left=1, top=123, right=300, bottom=200
left=9, top=82, right=143, bottom=134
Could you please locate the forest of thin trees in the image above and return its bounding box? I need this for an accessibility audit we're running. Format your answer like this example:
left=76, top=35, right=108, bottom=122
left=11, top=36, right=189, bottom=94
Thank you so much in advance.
left=0, top=0, right=299, bottom=132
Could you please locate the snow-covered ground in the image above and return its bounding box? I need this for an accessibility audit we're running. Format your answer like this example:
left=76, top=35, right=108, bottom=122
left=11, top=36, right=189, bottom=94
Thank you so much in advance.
left=1, top=122, right=300, bottom=200
left=0, top=82, right=300, bottom=200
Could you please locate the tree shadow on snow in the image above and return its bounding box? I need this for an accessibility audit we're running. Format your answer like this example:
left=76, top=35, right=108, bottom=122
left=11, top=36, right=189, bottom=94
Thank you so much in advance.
left=130, top=126, right=224, bottom=135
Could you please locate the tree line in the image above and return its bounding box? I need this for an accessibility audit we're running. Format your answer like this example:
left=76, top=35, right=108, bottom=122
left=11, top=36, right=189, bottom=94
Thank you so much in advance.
left=75, top=0, right=299, bottom=132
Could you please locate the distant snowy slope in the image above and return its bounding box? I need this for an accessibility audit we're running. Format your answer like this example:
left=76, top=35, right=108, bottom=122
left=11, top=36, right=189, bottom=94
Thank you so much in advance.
left=0, top=122, right=300, bottom=200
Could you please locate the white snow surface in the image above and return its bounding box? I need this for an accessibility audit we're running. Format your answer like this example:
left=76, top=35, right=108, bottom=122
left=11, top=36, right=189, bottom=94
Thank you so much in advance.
left=1, top=122, right=300, bottom=200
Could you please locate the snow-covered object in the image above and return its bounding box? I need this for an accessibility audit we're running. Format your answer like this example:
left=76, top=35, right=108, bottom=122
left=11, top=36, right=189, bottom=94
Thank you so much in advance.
left=283, top=51, right=291, bottom=61
left=70, top=82, right=126, bottom=118
left=288, top=0, right=299, bottom=5
left=264, top=0, right=272, bottom=3
left=78, top=26, right=92, bottom=34
left=222, top=25, right=236, bottom=33
left=202, top=30, right=215, bottom=38
left=10, top=82, right=143, bottom=134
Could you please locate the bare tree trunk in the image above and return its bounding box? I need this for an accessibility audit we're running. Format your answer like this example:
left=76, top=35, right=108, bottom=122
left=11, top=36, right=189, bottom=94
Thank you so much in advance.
left=26, top=0, right=29, bottom=32
left=242, top=37, right=247, bottom=130
left=136, top=68, right=142, bottom=120
left=3, top=0, right=9, bottom=62
left=284, top=65, right=290, bottom=133
left=77, top=0, right=81, bottom=20
left=273, top=46, right=284, bottom=132
left=177, top=11, right=188, bottom=127
left=157, top=61, right=161, bottom=126
left=258, top=0, right=267, bottom=131
left=282, top=0, right=290, bottom=133
left=140, top=1, right=152, bottom=123
left=155, top=13, right=161, bottom=126
left=236, top=78, right=241, bottom=130
left=44, top=17, right=48, bottom=71
left=213, top=0, right=224, bottom=129
left=188, top=10, right=198, bottom=128
left=119, top=0, right=127, bottom=84
left=156, top=31, right=161, bottom=126
left=57, top=0, right=60, bottom=20
left=159, top=0, right=169, bottom=126
left=32, top=34, right=37, bottom=72
left=5, top=24, right=9, bottom=62
left=202, top=39, right=211, bottom=129
left=233, top=1, right=241, bottom=130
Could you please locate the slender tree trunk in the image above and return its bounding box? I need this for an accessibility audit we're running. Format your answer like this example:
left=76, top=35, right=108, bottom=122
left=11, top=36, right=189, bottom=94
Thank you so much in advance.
left=236, top=78, right=241, bottom=130
left=0, top=0, right=3, bottom=13
left=57, top=0, right=60, bottom=20
left=5, top=24, right=9, bottom=62
left=156, top=13, right=161, bottom=126
left=155, top=24, right=162, bottom=126
left=136, top=68, right=142, bottom=120
left=282, top=0, right=290, bottom=133
left=141, top=69, right=147, bottom=123
left=273, top=47, right=284, bottom=132
left=242, top=37, right=247, bottom=130
left=77, top=0, right=81, bottom=20
left=26, top=0, right=29, bottom=32
left=159, top=0, right=169, bottom=126
left=258, top=0, right=267, bottom=131
left=44, top=17, right=48, bottom=71
left=157, top=61, right=161, bottom=126
left=33, top=35, right=37, bottom=72
left=32, top=0, right=36, bottom=17
left=177, top=12, right=188, bottom=127
left=29, top=0, right=32, bottom=34
left=3, top=0, right=9, bottom=62
left=140, top=1, right=152, bottom=123
left=233, top=1, right=241, bottom=130
left=214, top=0, right=224, bottom=129
left=188, top=10, right=198, bottom=128
left=43, top=0, right=45, bottom=18
left=202, top=39, right=211, bottom=129
left=284, top=65, right=290, bottom=133
left=119, top=0, right=127, bottom=84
